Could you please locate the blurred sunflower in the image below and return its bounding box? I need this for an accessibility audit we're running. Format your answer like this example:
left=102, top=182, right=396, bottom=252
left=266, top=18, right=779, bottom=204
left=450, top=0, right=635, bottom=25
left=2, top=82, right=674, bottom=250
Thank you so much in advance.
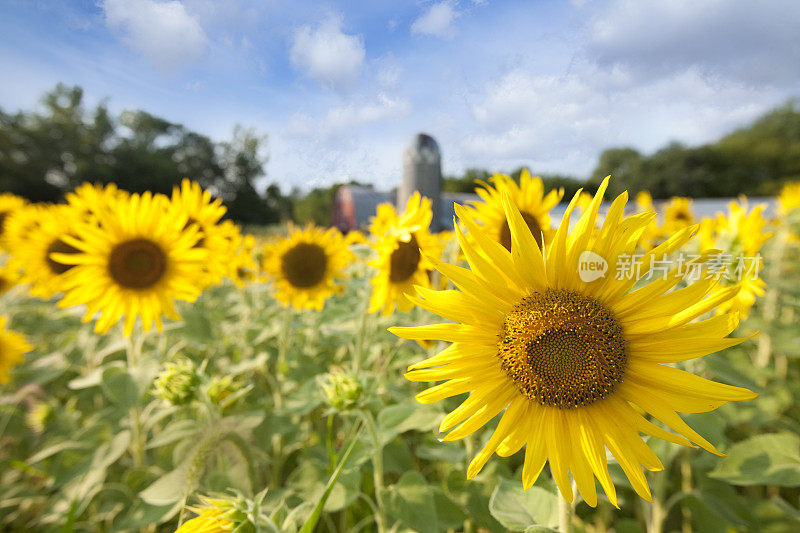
left=66, top=182, right=129, bottom=220
left=661, top=197, right=695, bottom=235
left=0, top=317, right=32, bottom=384
left=7, top=205, right=82, bottom=298
left=778, top=181, right=800, bottom=214
left=0, top=262, right=20, bottom=295
left=228, top=234, right=259, bottom=288
left=52, top=192, right=207, bottom=336
left=0, top=193, right=28, bottom=243
left=175, top=497, right=235, bottom=533
left=700, top=198, right=772, bottom=319
left=467, top=169, right=562, bottom=250
left=368, top=193, right=441, bottom=315
left=391, top=178, right=757, bottom=507
left=169, top=179, right=230, bottom=287
left=1, top=204, right=42, bottom=252
left=368, top=202, right=399, bottom=237
left=175, top=494, right=259, bottom=533
left=263, top=225, right=352, bottom=310
left=344, top=230, right=368, bottom=247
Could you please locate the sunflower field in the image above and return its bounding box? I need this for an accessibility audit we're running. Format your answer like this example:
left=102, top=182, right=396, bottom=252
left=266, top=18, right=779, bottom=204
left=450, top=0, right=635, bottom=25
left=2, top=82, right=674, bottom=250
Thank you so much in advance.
left=1, top=175, right=800, bottom=533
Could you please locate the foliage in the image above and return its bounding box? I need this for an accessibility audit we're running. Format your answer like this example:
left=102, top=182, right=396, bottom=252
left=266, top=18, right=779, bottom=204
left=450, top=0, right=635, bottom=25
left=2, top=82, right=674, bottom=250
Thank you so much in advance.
left=1, top=226, right=799, bottom=532
left=590, top=99, right=800, bottom=198
left=292, top=181, right=367, bottom=226
left=0, top=84, right=290, bottom=223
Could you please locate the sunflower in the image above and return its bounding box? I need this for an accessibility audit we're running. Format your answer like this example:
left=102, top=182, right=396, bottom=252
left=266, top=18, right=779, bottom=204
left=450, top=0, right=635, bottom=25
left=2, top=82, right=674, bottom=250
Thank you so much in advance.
left=390, top=178, right=757, bottom=507
left=0, top=261, right=20, bottom=295
left=369, top=203, right=399, bottom=237
left=661, top=197, right=695, bottom=235
left=344, top=230, right=368, bottom=247
left=778, top=181, right=800, bottom=215
left=52, top=192, right=207, bottom=336
left=700, top=198, right=772, bottom=319
left=169, top=179, right=231, bottom=287
left=466, top=169, right=562, bottom=250
left=228, top=234, right=258, bottom=288
left=0, top=316, right=32, bottom=384
left=1, top=204, right=43, bottom=253
left=6, top=205, right=83, bottom=298
left=66, top=182, right=129, bottom=220
left=262, top=224, right=352, bottom=310
left=175, top=494, right=262, bottom=533
left=175, top=498, right=234, bottom=533
left=368, top=193, right=441, bottom=315
left=0, top=193, right=28, bottom=245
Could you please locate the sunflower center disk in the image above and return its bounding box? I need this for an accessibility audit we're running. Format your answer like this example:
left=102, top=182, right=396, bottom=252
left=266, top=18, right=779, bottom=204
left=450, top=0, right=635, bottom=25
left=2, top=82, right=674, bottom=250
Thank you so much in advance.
left=109, top=238, right=168, bottom=289
left=498, top=288, right=628, bottom=409
left=389, top=235, right=421, bottom=282
left=499, top=210, right=544, bottom=250
left=281, top=243, right=327, bottom=288
left=46, top=238, right=80, bottom=275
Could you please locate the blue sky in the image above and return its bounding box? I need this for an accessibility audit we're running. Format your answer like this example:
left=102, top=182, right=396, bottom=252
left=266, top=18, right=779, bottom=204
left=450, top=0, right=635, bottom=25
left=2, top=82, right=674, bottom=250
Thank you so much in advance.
left=2, top=0, right=799, bottom=192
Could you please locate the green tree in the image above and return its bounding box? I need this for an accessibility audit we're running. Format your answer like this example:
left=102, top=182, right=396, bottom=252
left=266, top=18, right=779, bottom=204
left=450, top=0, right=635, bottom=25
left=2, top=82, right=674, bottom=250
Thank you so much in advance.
left=0, top=84, right=289, bottom=224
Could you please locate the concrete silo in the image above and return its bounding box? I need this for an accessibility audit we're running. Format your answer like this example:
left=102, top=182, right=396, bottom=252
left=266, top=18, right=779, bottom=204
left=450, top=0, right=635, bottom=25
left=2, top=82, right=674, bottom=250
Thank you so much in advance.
left=399, top=133, right=442, bottom=232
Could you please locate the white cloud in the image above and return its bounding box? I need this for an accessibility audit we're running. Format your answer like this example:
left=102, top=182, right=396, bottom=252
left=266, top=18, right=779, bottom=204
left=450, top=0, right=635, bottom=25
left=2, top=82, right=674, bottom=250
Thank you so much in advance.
left=286, top=93, right=411, bottom=142
left=290, top=16, right=366, bottom=91
left=102, top=0, right=207, bottom=73
left=461, top=63, right=777, bottom=175
left=585, top=0, right=800, bottom=86
left=411, top=1, right=460, bottom=39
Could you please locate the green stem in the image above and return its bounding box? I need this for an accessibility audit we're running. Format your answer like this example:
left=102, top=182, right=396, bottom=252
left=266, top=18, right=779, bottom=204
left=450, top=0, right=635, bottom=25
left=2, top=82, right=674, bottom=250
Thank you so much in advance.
left=125, top=327, right=145, bottom=467
left=271, top=307, right=292, bottom=486
left=326, top=414, right=336, bottom=472
left=353, top=289, right=371, bottom=374
left=558, top=493, right=573, bottom=533
left=647, top=471, right=668, bottom=533
left=681, top=454, right=692, bottom=533
left=361, top=410, right=386, bottom=533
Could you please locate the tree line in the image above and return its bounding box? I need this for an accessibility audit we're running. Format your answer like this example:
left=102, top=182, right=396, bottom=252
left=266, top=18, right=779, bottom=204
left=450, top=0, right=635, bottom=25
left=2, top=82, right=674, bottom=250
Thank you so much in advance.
left=0, top=84, right=292, bottom=224
left=2, top=85, right=798, bottom=226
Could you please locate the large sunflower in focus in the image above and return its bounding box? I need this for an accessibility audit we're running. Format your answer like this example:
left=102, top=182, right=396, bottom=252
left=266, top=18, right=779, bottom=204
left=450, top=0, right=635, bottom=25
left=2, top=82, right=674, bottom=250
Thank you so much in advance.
left=7, top=205, right=82, bottom=298
left=53, top=192, right=207, bottom=336
left=263, top=225, right=352, bottom=310
left=466, top=169, right=562, bottom=250
left=169, top=179, right=231, bottom=287
left=368, top=193, right=441, bottom=315
left=391, top=178, right=757, bottom=507
left=0, top=317, right=32, bottom=384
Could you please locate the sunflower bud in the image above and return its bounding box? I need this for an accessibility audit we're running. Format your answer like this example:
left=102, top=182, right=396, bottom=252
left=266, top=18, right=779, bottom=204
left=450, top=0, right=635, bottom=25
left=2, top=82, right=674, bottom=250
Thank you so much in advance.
left=206, top=375, right=238, bottom=407
left=323, top=370, right=365, bottom=411
left=154, top=359, right=199, bottom=406
left=26, top=400, right=53, bottom=434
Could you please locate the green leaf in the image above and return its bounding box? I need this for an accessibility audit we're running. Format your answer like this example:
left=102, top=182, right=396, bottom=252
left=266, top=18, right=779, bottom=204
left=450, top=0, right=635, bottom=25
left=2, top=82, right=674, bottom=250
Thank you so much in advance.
left=378, top=403, right=441, bottom=444
left=523, top=527, right=558, bottom=533
left=102, top=368, right=139, bottom=408
left=145, top=419, right=200, bottom=450
left=387, top=471, right=438, bottom=533
left=709, top=432, right=800, bottom=486
left=489, top=477, right=558, bottom=531
left=299, top=424, right=362, bottom=533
